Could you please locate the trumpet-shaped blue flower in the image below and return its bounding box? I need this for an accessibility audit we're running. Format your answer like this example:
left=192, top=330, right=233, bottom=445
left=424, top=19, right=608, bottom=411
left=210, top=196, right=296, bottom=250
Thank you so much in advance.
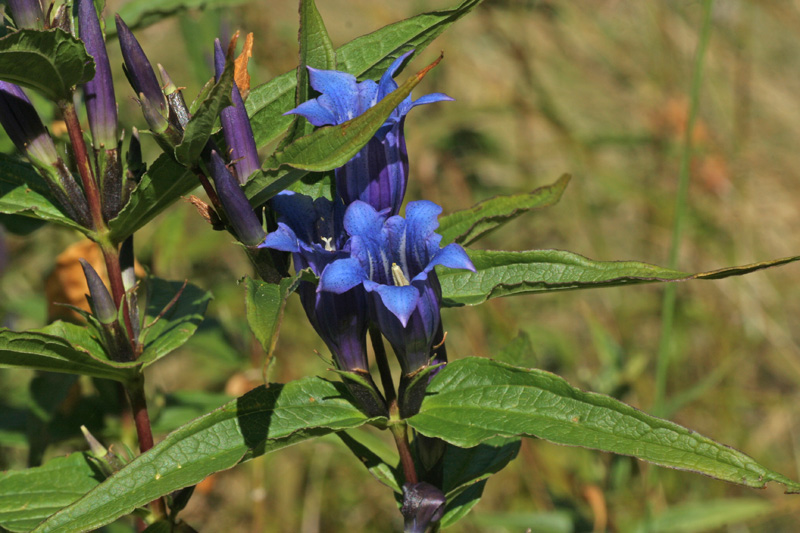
left=259, top=192, right=370, bottom=374
left=318, top=200, right=474, bottom=376
left=286, top=51, right=453, bottom=216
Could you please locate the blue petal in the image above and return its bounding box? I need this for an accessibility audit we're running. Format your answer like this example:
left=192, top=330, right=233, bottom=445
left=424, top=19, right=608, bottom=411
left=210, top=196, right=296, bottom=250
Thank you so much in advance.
left=372, top=284, right=420, bottom=327
left=307, top=67, right=360, bottom=122
left=357, top=79, right=379, bottom=114
left=271, top=192, right=317, bottom=243
left=260, top=223, right=300, bottom=253
left=426, top=243, right=475, bottom=273
left=285, top=98, right=337, bottom=127
left=410, top=93, right=455, bottom=107
left=378, top=50, right=414, bottom=99
left=344, top=200, right=386, bottom=237
left=319, top=258, right=366, bottom=294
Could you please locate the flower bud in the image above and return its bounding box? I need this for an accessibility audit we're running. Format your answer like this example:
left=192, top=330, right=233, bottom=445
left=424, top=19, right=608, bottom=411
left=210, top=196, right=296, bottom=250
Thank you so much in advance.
left=116, top=14, right=165, bottom=112
left=158, top=64, right=191, bottom=129
left=213, top=39, right=260, bottom=185
left=207, top=150, right=265, bottom=246
left=79, top=258, right=117, bottom=325
left=401, top=482, right=446, bottom=533
left=79, top=0, right=118, bottom=149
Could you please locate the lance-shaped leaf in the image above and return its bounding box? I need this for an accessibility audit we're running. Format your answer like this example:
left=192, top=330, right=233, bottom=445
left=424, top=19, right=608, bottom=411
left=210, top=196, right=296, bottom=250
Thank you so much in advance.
left=408, top=357, right=800, bottom=492
left=0, top=154, right=86, bottom=231
left=173, top=59, right=234, bottom=166
left=438, top=175, right=570, bottom=246
left=439, top=250, right=800, bottom=307
left=0, top=453, right=105, bottom=533
left=0, top=323, right=137, bottom=383
left=0, top=29, right=95, bottom=101
left=246, top=0, right=484, bottom=148
left=33, top=377, right=373, bottom=532
left=244, top=272, right=311, bottom=357
left=245, top=56, right=441, bottom=206
left=107, top=154, right=197, bottom=244
left=137, top=278, right=212, bottom=368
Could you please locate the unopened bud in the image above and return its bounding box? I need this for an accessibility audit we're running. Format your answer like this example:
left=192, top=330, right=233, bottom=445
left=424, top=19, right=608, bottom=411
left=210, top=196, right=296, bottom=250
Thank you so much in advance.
left=79, top=258, right=117, bottom=324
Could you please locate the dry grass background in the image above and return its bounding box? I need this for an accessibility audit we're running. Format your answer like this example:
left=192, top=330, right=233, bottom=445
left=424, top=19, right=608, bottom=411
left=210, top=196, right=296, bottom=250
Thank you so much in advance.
left=2, top=1, right=800, bottom=531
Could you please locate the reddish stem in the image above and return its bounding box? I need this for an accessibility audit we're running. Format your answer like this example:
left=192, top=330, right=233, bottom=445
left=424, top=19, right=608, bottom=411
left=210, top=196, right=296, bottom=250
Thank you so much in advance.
left=128, top=381, right=167, bottom=518
left=59, top=101, right=105, bottom=230
left=392, top=423, right=418, bottom=485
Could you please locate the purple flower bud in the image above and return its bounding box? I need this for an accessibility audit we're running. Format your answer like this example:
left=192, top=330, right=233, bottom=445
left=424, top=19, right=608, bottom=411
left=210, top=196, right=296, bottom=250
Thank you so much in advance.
left=8, top=0, right=44, bottom=29
left=401, top=482, right=446, bottom=533
left=0, top=81, right=91, bottom=226
left=79, top=258, right=117, bottom=325
left=79, top=0, right=117, bottom=149
left=0, top=81, right=58, bottom=166
left=286, top=51, right=453, bottom=215
left=115, top=14, right=165, bottom=112
left=207, top=150, right=265, bottom=246
left=213, top=39, right=260, bottom=185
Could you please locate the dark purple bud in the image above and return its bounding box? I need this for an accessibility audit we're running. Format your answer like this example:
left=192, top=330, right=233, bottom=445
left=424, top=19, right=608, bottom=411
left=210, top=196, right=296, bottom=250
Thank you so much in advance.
left=115, top=14, right=165, bottom=111
left=158, top=64, right=191, bottom=129
left=79, top=0, right=117, bottom=149
left=8, top=0, right=44, bottom=29
left=0, top=81, right=91, bottom=226
left=79, top=258, right=117, bottom=324
left=0, top=81, right=58, bottom=166
left=213, top=39, right=260, bottom=185
left=207, top=150, right=265, bottom=246
left=401, top=482, right=446, bottom=533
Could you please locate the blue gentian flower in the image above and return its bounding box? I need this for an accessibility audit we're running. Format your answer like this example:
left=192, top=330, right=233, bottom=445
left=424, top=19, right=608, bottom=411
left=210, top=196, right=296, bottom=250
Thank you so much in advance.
left=286, top=51, right=453, bottom=216
left=207, top=150, right=265, bottom=246
left=79, top=0, right=117, bottom=150
left=115, top=15, right=165, bottom=113
left=318, top=200, right=474, bottom=377
left=401, top=482, right=446, bottom=533
left=259, top=192, right=370, bottom=374
left=8, top=0, right=44, bottom=29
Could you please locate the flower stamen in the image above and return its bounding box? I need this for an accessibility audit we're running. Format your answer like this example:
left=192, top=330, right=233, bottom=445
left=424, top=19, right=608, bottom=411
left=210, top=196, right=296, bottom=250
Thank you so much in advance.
left=391, top=263, right=410, bottom=287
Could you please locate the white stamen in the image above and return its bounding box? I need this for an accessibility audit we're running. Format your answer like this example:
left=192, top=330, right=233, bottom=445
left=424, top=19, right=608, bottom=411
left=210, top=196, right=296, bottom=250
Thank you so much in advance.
left=321, top=236, right=335, bottom=252
left=391, top=263, right=410, bottom=286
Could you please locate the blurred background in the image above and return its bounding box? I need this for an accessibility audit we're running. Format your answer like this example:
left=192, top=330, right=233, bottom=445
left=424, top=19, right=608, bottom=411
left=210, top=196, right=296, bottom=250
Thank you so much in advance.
left=1, top=1, right=800, bottom=531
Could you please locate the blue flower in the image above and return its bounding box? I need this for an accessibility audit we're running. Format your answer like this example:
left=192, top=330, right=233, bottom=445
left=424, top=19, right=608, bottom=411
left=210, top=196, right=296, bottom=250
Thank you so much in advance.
left=259, top=192, right=370, bottom=375
left=318, top=200, right=474, bottom=377
left=286, top=51, right=453, bottom=216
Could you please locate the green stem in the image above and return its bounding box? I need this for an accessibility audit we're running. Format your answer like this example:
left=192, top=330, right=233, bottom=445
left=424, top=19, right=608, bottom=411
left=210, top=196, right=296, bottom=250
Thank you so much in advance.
left=654, top=0, right=714, bottom=416
left=369, top=324, right=396, bottom=406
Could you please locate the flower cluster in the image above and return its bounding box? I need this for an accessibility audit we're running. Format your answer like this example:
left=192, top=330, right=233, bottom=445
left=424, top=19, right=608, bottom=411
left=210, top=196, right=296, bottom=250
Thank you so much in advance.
left=261, top=54, right=474, bottom=417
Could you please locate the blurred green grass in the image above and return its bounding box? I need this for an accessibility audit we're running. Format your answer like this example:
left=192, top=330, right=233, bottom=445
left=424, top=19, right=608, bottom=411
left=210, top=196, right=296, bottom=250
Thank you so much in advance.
left=3, top=0, right=800, bottom=531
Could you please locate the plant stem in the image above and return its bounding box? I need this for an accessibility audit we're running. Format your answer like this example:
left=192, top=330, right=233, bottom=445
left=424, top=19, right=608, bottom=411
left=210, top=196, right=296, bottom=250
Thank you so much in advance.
left=391, top=423, right=418, bottom=486
left=59, top=100, right=105, bottom=230
left=654, top=0, right=714, bottom=417
left=99, top=240, right=137, bottom=355
left=369, top=324, right=396, bottom=406
left=127, top=378, right=167, bottom=519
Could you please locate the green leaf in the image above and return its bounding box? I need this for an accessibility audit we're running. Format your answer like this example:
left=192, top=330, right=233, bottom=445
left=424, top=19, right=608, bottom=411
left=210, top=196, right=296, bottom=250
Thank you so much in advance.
left=0, top=29, right=95, bottom=101
left=336, top=429, right=401, bottom=493
left=173, top=58, right=233, bottom=166
left=107, top=154, right=197, bottom=244
left=439, top=250, right=800, bottom=307
left=110, top=0, right=251, bottom=33
left=245, top=56, right=442, bottom=204
left=408, top=357, right=800, bottom=492
left=0, top=324, right=137, bottom=383
left=438, top=174, right=570, bottom=246
left=244, top=166, right=309, bottom=207
left=246, top=0, right=484, bottom=148
left=639, top=498, right=773, bottom=533
left=284, top=0, right=337, bottom=143
left=244, top=274, right=304, bottom=357
left=0, top=453, right=105, bottom=533
left=33, top=377, right=373, bottom=532
left=467, top=510, right=574, bottom=532
left=438, top=437, right=521, bottom=528
left=138, top=278, right=212, bottom=368
left=0, top=154, right=86, bottom=231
